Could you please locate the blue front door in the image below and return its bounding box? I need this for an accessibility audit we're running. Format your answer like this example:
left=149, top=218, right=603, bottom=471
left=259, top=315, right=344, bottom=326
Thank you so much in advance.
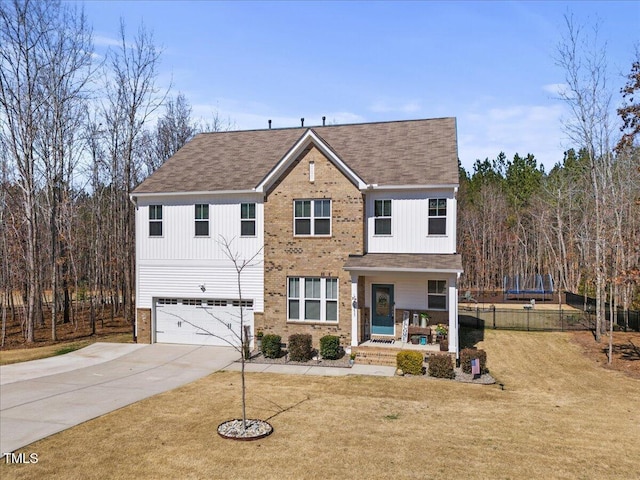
left=371, top=284, right=394, bottom=335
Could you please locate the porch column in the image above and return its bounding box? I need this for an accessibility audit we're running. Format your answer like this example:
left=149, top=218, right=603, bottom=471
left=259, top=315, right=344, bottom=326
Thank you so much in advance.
left=448, top=272, right=460, bottom=358
left=350, top=274, right=359, bottom=347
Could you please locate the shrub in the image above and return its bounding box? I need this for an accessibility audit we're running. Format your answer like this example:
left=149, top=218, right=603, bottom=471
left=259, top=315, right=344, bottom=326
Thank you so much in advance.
left=320, top=335, right=341, bottom=360
left=261, top=334, right=281, bottom=358
left=396, top=350, right=424, bottom=375
left=288, top=334, right=313, bottom=362
left=428, top=354, right=455, bottom=379
left=460, top=348, right=488, bottom=374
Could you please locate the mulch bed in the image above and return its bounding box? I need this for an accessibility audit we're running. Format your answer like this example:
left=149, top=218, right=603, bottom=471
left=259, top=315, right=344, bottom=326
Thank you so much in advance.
left=246, top=350, right=352, bottom=368
left=570, top=330, right=640, bottom=379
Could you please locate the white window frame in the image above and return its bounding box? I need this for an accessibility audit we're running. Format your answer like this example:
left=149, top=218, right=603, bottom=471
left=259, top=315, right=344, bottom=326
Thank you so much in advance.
left=149, top=205, right=163, bottom=237
left=241, top=203, right=256, bottom=237
left=287, top=277, right=338, bottom=322
left=195, top=204, right=209, bottom=237
left=294, top=199, right=331, bottom=236
left=427, top=280, right=447, bottom=310
left=374, top=199, right=392, bottom=235
left=428, top=198, right=447, bottom=236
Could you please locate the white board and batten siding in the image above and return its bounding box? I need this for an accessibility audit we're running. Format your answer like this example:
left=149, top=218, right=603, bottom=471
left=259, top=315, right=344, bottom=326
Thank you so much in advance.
left=134, top=194, right=263, bottom=345
left=364, top=272, right=458, bottom=312
left=366, top=190, right=457, bottom=254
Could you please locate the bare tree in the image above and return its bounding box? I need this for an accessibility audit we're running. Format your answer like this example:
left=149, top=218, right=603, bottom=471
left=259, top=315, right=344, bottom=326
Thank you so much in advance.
left=101, top=19, right=166, bottom=333
left=160, top=236, right=262, bottom=431
left=555, top=14, right=615, bottom=341
left=0, top=0, right=53, bottom=342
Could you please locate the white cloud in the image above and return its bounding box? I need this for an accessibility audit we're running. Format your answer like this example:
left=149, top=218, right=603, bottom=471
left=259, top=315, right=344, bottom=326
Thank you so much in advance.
left=542, top=83, right=568, bottom=97
left=192, top=101, right=365, bottom=131
left=93, top=34, right=121, bottom=47
left=459, top=103, right=568, bottom=172
left=369, top=100, right=422, bottom=114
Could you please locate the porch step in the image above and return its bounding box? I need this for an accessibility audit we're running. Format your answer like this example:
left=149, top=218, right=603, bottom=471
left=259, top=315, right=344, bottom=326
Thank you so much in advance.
left=353, top=347, right=403, bottom=367
left=353, top=346, right=455, bottom=367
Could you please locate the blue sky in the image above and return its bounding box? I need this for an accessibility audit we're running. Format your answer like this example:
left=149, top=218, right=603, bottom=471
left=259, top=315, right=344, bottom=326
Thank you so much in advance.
left=79, top=1, right=639, bottom=172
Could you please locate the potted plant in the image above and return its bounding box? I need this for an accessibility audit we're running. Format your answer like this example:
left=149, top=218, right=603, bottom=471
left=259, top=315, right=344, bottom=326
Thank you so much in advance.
left=439, top=338, right=448, bottom=352
left=419, top=312, right=430, bottom=328
left=349, top=352, right=356, bottom=366
left=255, top=330, right=264, bottom=350
left=410, top=335, right=420, bottom=345
left=435, top=324, right=448, bottom=338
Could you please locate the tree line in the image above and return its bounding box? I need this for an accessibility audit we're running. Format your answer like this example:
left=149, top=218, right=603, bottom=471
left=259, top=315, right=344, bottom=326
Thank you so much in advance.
left=458, top=19, right=639, bottom=339
left=0, top=0, right=226, bottom=344
left=1, top=3, right=638, bottom=346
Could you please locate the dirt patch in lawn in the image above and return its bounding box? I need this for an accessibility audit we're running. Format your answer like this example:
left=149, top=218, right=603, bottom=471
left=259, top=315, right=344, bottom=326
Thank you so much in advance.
left=2, top=330, right=639, bottom=480
left=570, top=330, right=640, bottom=379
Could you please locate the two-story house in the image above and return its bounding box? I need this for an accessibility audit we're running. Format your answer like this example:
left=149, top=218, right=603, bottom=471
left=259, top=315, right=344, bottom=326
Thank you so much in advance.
left=131, top=117, right=463, bottom=357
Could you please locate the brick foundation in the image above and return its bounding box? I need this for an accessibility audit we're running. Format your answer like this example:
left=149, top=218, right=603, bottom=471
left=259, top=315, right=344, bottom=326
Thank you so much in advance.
left=136, top=308, right=152, bottom=344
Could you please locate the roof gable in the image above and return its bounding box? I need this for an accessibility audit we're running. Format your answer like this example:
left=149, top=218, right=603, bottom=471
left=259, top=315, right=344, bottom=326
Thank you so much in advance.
left=133, top=117, right=458, bottom=195
left=256, top=129, right=367, bottom=193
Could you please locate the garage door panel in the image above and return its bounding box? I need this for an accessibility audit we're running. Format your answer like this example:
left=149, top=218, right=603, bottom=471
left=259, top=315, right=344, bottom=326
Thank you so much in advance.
left=155, top=301, right=252, bottom=347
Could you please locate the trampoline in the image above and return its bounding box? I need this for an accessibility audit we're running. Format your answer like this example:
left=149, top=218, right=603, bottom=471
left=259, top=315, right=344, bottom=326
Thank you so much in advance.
left=503, top=274, right=554, bottom=301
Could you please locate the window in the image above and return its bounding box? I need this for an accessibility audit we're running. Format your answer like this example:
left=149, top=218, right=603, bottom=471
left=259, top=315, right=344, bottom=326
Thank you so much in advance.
left=294, top=199, right=331, bottom=236
left=149, top=205, right=162, bottom=236
left=374, top=199, right=392, bottom=235
left=288, top=277, right=338, bottom=322
left=241, top=203, right=256, bottom=236
left=195, top=204, right=209, bottom=236
left=428, top=280, right=447, bottom=310
left=428, top=198, right=447, bottom=235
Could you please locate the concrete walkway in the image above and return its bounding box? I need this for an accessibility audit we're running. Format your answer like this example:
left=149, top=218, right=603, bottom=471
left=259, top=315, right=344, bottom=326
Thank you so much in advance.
left=0, top=343, right=240, bottom=453
left=225, top=361, right=396, bottom=377
left=0, top=343, right=395, bottom=453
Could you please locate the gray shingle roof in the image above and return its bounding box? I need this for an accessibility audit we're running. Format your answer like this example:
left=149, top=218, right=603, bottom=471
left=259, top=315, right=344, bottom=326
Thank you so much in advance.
left=133, top=117, right=458, bottom=194
left=344, top=253, right=463, bottom=273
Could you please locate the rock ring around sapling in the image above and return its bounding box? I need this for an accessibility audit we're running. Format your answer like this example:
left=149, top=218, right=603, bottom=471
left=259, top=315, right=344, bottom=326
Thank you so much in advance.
left=217, top=419, right=273, bottom=441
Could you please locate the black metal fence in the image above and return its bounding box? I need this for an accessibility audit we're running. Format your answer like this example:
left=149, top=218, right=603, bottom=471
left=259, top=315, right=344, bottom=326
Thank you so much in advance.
left=459, top=305, right=592, bottom=332
left=565, top=292, right=640, bottom=332
left=460, top=303, right=639, bottom=333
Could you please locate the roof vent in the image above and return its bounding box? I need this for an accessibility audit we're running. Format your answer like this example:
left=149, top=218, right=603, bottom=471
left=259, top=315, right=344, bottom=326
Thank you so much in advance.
left=322, top=116, right=326, bottom=126
left=301, top=117, right=304, bottom=127
left=268, top=119, right=272, bottom=129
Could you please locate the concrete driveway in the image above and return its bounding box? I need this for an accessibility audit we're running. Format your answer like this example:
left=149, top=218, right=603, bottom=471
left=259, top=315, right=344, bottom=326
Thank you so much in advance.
left=0, top=343, right=240, bottom=453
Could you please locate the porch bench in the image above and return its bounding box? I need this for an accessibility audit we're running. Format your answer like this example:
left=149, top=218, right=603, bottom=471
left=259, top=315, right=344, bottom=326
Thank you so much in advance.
left=407, top=326, right=432, bottom=344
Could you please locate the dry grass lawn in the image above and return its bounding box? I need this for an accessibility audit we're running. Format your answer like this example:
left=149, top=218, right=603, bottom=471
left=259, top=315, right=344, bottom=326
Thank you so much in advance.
left=2, top=330, right=639, bottom=479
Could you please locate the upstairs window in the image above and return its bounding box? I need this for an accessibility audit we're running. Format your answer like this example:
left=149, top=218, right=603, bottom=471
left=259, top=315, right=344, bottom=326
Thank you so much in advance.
left=428, top=198, right=447, bottom=235
left=374, top=199, right=392, bottom=235
left=241, top=203, right=256, bottom=236
left=294, top=199, right=331, bottom=236
left=149, top=205, right=162, bottom=237
left=195, top=204, right=209, bottom=236
left=428, top=280, right=447, bottom=310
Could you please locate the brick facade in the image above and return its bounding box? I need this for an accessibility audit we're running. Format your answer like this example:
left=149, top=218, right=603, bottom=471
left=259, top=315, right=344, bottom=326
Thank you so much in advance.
left=263, top=145, right=364, bottom=347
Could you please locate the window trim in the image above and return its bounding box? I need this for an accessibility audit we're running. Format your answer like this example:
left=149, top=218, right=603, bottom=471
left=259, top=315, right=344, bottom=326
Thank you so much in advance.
left=287, top=276, right=338, bottom=323
left=428, top=198, right=447, bottom=236
left=427, top=279, right=447, bottom=310
left=374, top=199, right=392, bottom=236
left=241, top=203, right=256, bottom=237
left=293, top=199, right=332, bottom=237
left=149, top=205, right=163, bottom=237
left=195, top=204, right=209, bottom=237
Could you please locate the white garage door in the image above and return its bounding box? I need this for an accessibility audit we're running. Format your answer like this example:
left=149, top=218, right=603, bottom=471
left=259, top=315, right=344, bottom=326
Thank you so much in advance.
left=155, top=298, right=253, bottom=346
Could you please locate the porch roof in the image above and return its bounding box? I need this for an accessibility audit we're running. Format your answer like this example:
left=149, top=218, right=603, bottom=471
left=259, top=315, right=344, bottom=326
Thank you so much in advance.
left=344, top=253, right=463, bottom=274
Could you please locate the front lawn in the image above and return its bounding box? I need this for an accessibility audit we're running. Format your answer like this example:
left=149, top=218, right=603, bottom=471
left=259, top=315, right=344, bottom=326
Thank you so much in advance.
left=2, top=330, right=639, bottom=479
